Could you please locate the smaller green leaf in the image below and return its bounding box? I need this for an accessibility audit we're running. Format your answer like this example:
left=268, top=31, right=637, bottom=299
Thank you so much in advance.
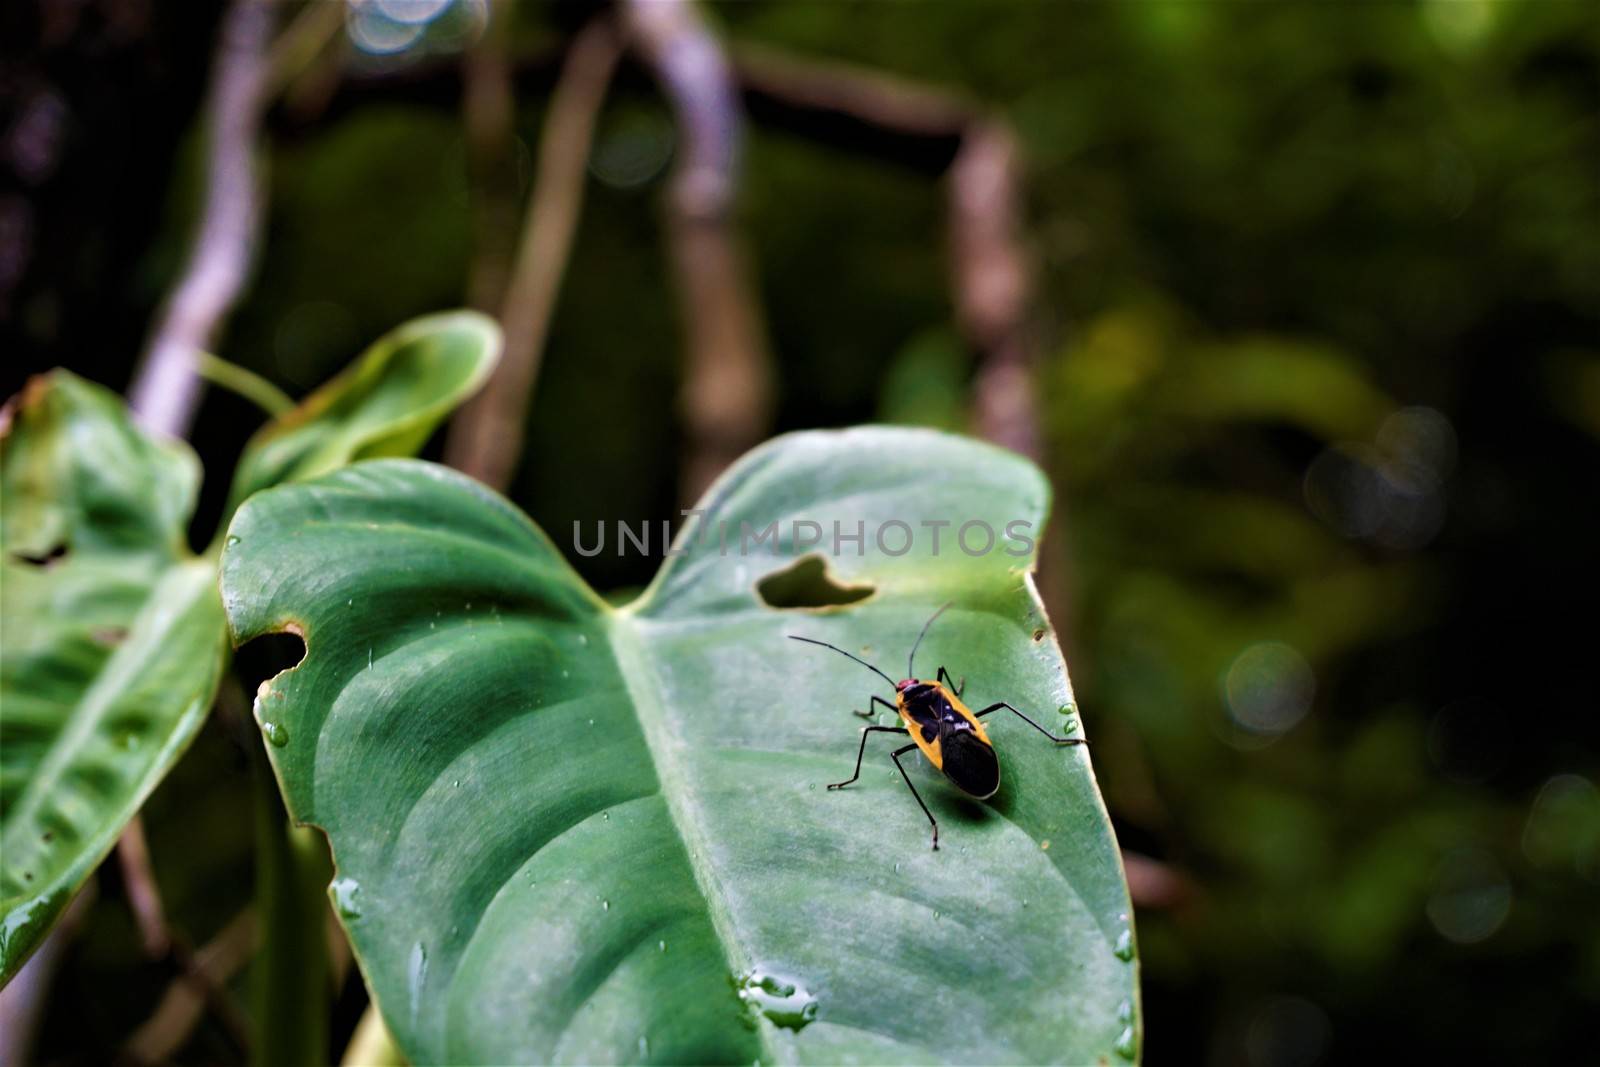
left=0, top=371, right=197, bottom=566
left=226, top=310, right=500, bottom=511
left=1161, top=337, right=1392, bottom=440
left=1, top=372, right=224, bottom=985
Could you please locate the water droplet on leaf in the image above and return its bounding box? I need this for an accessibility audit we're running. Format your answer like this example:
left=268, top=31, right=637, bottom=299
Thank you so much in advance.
left=1114, top=1025, right=1137, bottom=1059
left=262, top=721, right=288, bottom=747
left=331, top=877, right=362, bottom=919
left=736, top=970, right=817, bottom=1032
left=408, top=942, right=428, bottom=1024
left=1114, top=928, right=1135, bottom=961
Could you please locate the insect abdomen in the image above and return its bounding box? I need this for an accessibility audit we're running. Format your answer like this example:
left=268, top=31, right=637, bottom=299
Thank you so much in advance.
left=939, top=730, right=1000, bottom=799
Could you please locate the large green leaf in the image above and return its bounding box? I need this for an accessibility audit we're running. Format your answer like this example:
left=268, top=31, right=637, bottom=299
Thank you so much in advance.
left=221, top=429, right=1139, bottom=1064
left=226, top=310, right=500, bottom=512
left=0, top=372, right=226, bottom=984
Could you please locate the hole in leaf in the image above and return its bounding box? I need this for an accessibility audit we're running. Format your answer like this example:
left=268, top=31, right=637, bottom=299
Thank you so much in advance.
left=10, top=543, right=68, bottom=568
left=756, top=554, right=875, bottom=610
left=234, top=628, right=309, bottom=686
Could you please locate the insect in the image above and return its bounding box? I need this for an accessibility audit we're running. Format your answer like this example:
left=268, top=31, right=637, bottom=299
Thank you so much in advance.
left=789, top=603, right=1085, bottom=850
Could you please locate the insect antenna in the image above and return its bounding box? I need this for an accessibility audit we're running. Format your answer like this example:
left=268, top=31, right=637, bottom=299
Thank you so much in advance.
left=788, top=636, right=897, bottom=693
left=907, top=601, right=953, bottom=679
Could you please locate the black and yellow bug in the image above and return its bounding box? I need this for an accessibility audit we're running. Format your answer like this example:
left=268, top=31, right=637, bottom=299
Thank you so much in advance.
left=789, top=603, right=1085, bottom=850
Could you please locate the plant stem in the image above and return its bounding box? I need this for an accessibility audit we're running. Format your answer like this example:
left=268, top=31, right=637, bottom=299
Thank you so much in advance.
left=197, top=352, right=295, bottom=418
left=252, top=749, right=331, bottom=1067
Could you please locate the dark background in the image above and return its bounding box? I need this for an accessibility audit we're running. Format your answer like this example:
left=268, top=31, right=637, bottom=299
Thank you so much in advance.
left=3, top=1, right=1596, bottom=1063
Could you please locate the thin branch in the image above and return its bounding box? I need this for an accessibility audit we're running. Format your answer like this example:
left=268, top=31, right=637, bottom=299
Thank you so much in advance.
left=732, top=50, right=1045, bottom=458
left=127, top=0, right=274, bottom=440
left=731, top=43, right=970, bottom=170
left=264, top=0, right=345, bottom=101
left=624, top=0, right=773, bottom=504
left=460, top=0, right=520, bottom=314
left=170, top=934, right=254, bottom=1056
left=729, top=48, right=1067, bottom=646
left=724, top=51, right=1057, bottom=622
left=950, top=120, right=1039, bottom=461
left=118, top=821, right=255, bottom=1057
left=444, top=18, right=623, bottom=491
left=122, top=909, right=257, bottom=1065
left=117, top=815, right=171, bottom=959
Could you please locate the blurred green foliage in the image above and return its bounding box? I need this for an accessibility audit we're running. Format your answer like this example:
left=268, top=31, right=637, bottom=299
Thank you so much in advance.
left=5, top=0, right=1596, bottom=1063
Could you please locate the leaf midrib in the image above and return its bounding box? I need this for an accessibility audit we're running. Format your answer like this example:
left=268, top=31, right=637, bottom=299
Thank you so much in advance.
left=606, top=609, right=782, bottom=1065
left=0, top=558, right=205, bottom=838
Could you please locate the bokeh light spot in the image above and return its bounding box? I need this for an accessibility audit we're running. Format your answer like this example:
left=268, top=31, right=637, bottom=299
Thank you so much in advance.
left=1521, top=774, right=1600, bottom=881
left=1224, top=642, right=1315, bottom=739
left=346, top=1, right=425, bottom=56
left=1425, top=846, right=1511, bottom=944
left=375, top=0, right=452, bottom=25
left=590, top=107, right=676, bottom=190
left=1304, top=405, right=1454, bottom=550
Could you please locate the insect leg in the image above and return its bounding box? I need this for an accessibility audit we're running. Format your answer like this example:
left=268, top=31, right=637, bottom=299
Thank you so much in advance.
left=974, top=701, right=1088, bottom=746
left=937, top=666, right=965, bottom=697
left=891, top=743, right=940, bottom=850
left=828, top=725, right=908, bottom=789
left=853, top=694, right=900, bottom=720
